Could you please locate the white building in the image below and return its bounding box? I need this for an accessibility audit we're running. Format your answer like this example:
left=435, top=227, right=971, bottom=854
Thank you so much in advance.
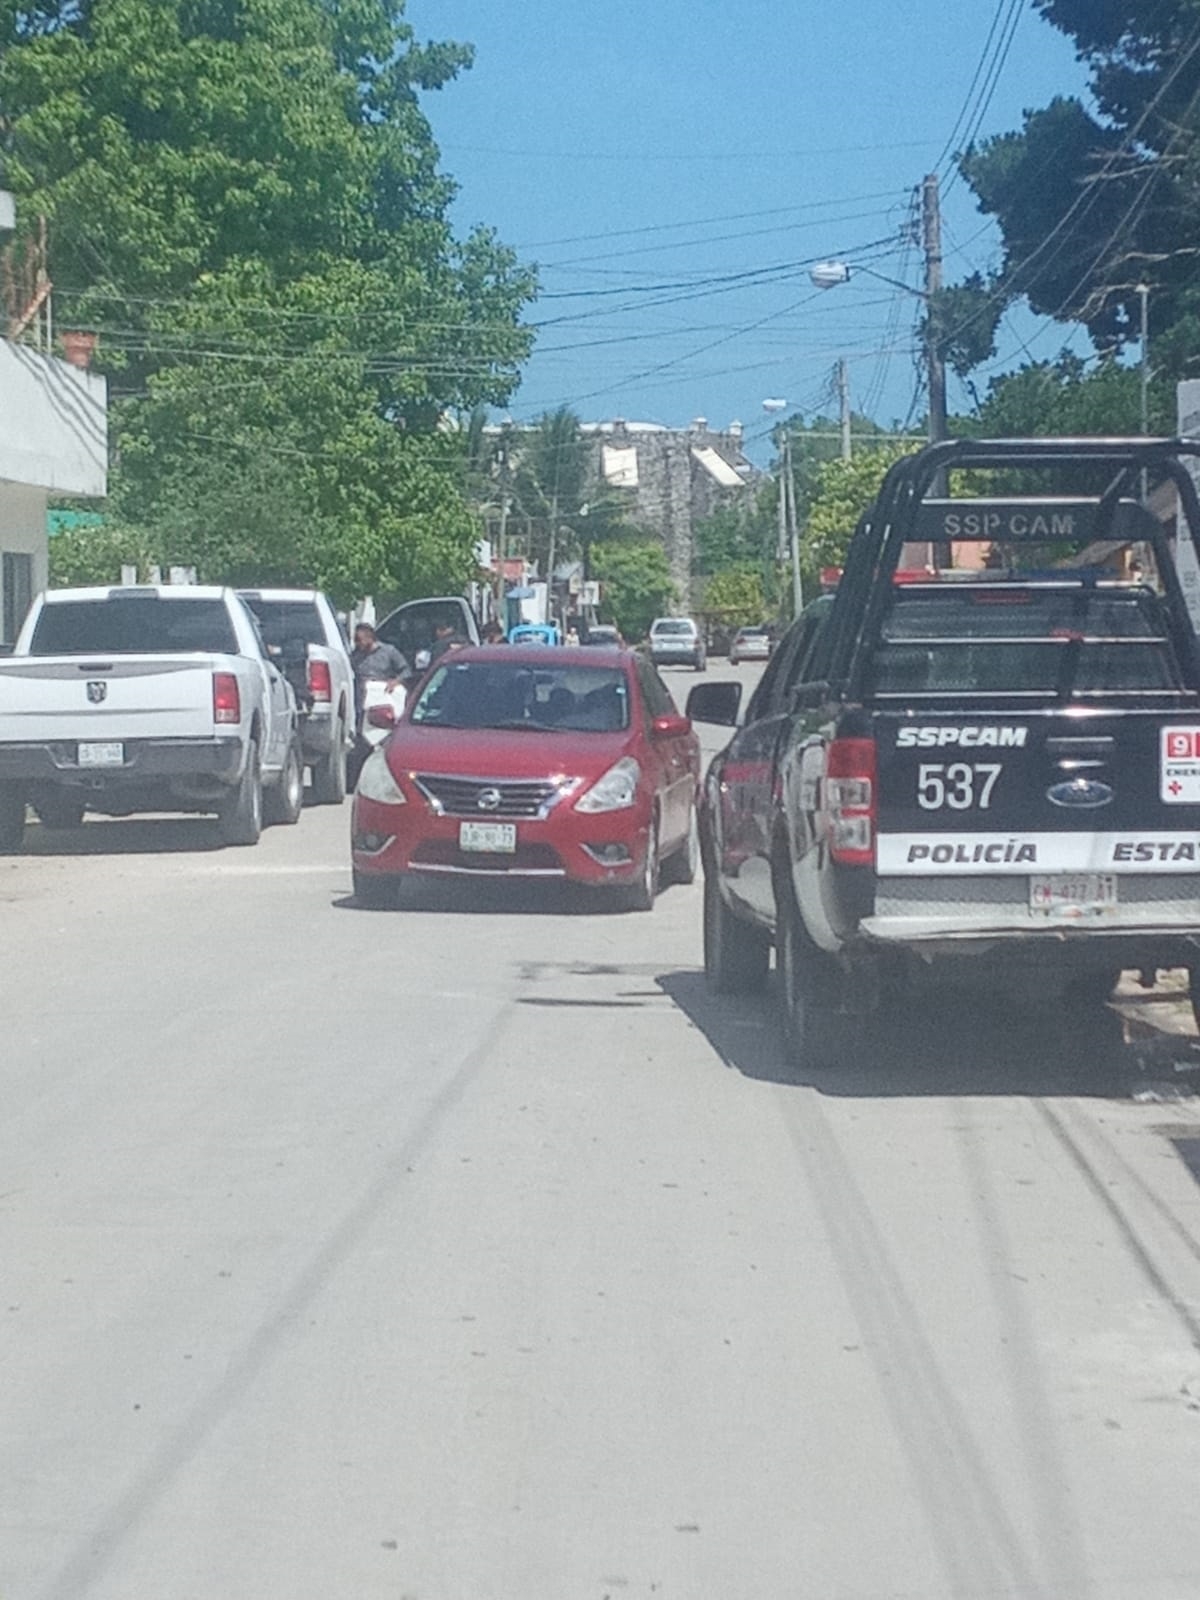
left=0, top=194, right=108, bottom=644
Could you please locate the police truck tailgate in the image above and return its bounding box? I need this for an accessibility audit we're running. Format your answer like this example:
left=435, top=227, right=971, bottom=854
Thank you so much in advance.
left=865, top=580, right=1200, bottom=936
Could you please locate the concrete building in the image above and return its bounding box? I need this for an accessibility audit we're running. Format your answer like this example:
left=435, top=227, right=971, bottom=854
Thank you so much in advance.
left=582, top=418, right=755, bottom=604
left=0, top=196, right=108, bottom=643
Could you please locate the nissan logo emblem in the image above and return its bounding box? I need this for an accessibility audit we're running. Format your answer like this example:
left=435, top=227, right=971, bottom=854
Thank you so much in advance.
left=476, top=787, right=503, bottom=812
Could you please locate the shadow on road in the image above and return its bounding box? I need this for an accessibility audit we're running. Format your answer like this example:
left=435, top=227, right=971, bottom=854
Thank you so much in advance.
left=20, top=818, right=224, bottom=856
left=656, top=968, right=1174, bottom=1100
left=332, top=877, right=691, bottom=918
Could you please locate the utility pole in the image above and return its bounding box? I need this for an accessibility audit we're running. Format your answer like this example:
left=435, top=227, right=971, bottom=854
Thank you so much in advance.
left=1138, top=281, right=1151, bottom=502
left=922, top=173, right=947, bottom=445
left=837, top=357, right=852, bottom=461
left=784, top=429, right=803, bottom=618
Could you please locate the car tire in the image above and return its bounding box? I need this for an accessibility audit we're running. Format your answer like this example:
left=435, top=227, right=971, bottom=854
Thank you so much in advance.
left=218, top=741, right=263, bottom=846
left=353, top=868, right=400, bottom=909
left=777, top=885, right=861, bottom=1070
left=662, top=803, right=700, bottom=887
left=311, top=719, right=347, bottom=805
left=0, top=785, right=26, bottom=853
left=621, top=820, right=660, bottom=912
left=264, top=740, right=303, bottom=826
left=32, top=790, right=86, bottom=830
left=703, top=869, right=769, bottom=993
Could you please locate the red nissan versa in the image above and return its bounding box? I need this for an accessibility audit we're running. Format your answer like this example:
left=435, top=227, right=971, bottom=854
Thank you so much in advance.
left=350, top=645, right=701, bottom=910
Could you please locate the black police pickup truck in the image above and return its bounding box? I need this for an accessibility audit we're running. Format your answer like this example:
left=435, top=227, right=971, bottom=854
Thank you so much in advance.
left=688, top=437, right=1200, bottom=1066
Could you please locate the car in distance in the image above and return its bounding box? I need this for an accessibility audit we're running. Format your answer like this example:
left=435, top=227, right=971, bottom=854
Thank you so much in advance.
left=351, top=644, right=700, bottom=910
left=730, top=625, right=772, bottom=665
left=648, top=616, right=706, bottom=671
left=583, top=624, right=622, bottom=649
left=239, top=588, right=354, bottom=804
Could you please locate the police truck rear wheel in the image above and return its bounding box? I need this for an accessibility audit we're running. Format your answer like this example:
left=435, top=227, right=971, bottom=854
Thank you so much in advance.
left=778, top=889, right=860, bottom=1070
left=218, top=743, right=262, bottom=846
left=704, top=870, right=769, bottom=993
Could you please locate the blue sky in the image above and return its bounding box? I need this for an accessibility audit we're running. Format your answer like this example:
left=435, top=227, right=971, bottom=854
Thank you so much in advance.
left=409, top=0, right=1089, bottom=458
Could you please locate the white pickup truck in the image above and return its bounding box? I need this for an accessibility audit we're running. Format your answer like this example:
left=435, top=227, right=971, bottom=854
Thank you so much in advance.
left=0, top=585, right=302, bottom=850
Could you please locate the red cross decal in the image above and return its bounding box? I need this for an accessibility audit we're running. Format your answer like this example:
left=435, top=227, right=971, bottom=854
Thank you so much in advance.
left=1170, top=780, right=1183, bottom=796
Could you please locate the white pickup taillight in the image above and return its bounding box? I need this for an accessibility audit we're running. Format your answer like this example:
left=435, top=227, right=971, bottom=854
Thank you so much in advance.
left=824, top=737, right=877, bottom=866
left=213, top=671, right=241, bottom=725
left=308, top=659, right=332, bottom=702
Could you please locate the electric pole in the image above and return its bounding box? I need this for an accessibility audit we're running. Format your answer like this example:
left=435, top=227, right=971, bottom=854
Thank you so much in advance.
left=922, top=173, right=947, bottom=445
left=837, top=357, right=852, bottom=461
left=784, top=430, right=803, bottom=618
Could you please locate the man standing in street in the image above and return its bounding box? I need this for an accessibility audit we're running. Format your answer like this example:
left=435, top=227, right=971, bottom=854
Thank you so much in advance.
left=348, top=622, right=409, bottom=789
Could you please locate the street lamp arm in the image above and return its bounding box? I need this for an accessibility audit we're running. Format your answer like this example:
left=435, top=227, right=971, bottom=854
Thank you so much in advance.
left=812, top=259, right=928, bottom=300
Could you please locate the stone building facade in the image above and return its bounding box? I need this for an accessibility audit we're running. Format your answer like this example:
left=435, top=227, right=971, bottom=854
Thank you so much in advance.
left=581, top=418, right=756, bottom=607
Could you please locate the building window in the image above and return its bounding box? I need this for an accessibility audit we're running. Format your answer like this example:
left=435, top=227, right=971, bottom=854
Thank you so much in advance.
left=2, top=551, right=33, bottom=644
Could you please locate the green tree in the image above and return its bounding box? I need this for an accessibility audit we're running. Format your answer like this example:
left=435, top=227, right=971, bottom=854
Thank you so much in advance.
left=952, top=5, right=1200, bottom=373
left=802, top=444, right=912, bottom=573
left=701, top=567, right=766, bottom=627
left=965, top=350, right=1173, bottom=437
left=1, top=0, right=536, bottom=596
left=592, top=541, right=674, bottom=641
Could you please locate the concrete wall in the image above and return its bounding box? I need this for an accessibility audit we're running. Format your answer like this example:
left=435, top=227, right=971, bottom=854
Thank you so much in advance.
left=0, top=340, right=107, bottom=497
left=0, top=481, right=49, bottom=641
left=585, top=421, right=753, bottom=607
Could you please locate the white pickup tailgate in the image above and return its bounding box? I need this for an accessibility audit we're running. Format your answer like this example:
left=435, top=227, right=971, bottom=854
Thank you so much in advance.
left=0, top=654, right=238, bottom=744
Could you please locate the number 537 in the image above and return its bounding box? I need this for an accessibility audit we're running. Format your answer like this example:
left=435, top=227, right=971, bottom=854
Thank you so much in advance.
left=917, top=762, right=1002, bottom=811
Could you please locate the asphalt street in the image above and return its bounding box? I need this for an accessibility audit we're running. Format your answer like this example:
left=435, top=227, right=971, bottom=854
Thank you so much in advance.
left=4, top=661, right=1200, bottom=1599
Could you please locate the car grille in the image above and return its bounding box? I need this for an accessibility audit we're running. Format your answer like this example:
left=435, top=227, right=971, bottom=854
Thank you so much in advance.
left=412, top=773, right=565, bottom=818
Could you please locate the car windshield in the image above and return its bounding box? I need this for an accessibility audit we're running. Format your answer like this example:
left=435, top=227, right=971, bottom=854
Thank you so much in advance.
left=738, top=628, right=768, bottom=638
left=868, top=584, right=1183, bottom=696
left=652, top=620, right=693, bottom=635
left=241, top=597, right=325, bottom=648
left=410, top=660, right=630, bottom=731
left=29, top=596, right=239, bottom=655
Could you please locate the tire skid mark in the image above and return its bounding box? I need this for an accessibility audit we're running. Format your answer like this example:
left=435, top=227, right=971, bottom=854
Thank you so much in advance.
left=956, top=1106, right=1091, bottom=1595
left=37, top=1002, right=516, bottom=1600
left=1038, top=1102, right=1200, bottom=1349
left=779, top=1090, right=1048, bottom=1598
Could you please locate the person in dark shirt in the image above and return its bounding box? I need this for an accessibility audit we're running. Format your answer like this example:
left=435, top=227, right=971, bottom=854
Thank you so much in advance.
left=351, top=623, right=408, bottom=695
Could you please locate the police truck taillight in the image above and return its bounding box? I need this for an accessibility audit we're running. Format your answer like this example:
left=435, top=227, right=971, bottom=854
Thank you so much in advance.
left=212, top=672, right=241, bottom=725
left=308, top=659, right=332, bottom=702
left=824, top=737, right=877, bottom=866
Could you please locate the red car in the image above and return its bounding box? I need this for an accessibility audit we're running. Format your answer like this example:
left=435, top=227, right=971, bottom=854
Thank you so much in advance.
left=351, top=645, right=700, bottom=910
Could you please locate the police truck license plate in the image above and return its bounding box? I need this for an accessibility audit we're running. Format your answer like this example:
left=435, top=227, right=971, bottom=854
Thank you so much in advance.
left=459, top=821, right=516, bottom=854
left=77, top=742, right=124, bottom=767
left=1029, top=874, right=1118, bottom=918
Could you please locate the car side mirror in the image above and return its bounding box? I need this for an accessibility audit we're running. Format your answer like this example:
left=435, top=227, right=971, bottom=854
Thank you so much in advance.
left=366, top=703, right=397, bottom=729
left=686, top=681, right=741, bottom=727
left=651, top=712, right=692, bottom=739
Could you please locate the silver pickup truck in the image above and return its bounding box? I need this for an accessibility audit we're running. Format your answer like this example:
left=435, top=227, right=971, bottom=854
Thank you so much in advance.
left=0, top=585, right=301, bottom=849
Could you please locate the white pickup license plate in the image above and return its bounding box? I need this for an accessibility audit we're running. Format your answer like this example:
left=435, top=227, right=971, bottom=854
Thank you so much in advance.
left=1029, top=873, right=1118, bottom=919
left=77, top=741, right=124, bottom=768
left=459, top=821, right=517, bottom=854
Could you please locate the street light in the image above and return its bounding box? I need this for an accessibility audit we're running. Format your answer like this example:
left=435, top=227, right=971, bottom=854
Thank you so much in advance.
left=810, top=257, right=946, bottom=445
left=763, top=399, right=802, bottom=619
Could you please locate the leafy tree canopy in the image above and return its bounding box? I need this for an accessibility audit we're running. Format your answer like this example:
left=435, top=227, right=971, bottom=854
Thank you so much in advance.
left=802, top=444, right=912, bottom=574
left=701, top=567, right=766, bottom=627
left=955, top=3, right=1200, bottom=373
left=591, top=541, right=674, bottom=641
left=960, top=350, right=1174, bottom=438
left=1, top=0, right=536, bottom=597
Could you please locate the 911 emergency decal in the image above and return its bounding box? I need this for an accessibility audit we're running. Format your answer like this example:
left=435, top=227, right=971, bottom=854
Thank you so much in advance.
left=1161, top=727, right=1200, bottom=803
left=877, top=831, right=1200, bottom=875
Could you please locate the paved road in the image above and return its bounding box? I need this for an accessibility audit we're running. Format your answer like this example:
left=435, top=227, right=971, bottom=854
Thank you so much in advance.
left=5, top=661, right=1200, bottom=1599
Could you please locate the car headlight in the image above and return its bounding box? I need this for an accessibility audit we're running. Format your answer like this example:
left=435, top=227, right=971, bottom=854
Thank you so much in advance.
left=356, top=750, right=407, bottom=806
left=575, top=756, right=641, bottom=814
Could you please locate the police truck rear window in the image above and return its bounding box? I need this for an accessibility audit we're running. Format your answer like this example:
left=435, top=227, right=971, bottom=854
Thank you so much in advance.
left=867, top=584, right=1183, bottom=698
